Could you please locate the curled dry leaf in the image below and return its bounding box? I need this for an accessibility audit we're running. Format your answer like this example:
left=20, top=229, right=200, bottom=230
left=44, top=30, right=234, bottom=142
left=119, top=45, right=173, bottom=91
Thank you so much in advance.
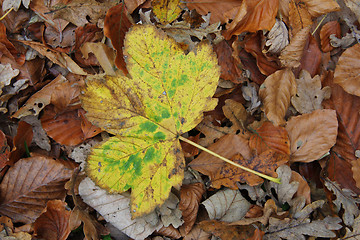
left=259, top=68, right=297, bottom=126
left=286, top=109, right=338, bottom=162
left=79, top=178, right=162, bottom=240
left=320, top=21, right=341, bottom=52
left=224, top=0, right=279, bottom=39
left=334, top=43, right=360, bottom=97
left=241, top=82, right=262, bottom=113
left=249, top=121, right=290, bottom=156
left=33, top=200, right=71, bottom=240
left=0, top=156, right=73, bottom=223
left=302, top=0, right=340, bottom=17
left=280, top=26, right=311, bottom=68
left=291, top=70, right=331, bottom=114
left=265, top=19, right=289, bottom=54
left=201, top=188, right=251, bottom=222
left=179, top=183, right=205, bottom=235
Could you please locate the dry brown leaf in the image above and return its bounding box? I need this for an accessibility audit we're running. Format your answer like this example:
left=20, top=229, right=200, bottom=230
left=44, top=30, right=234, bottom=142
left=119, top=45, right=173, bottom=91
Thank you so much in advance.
left=8, top=121, right=33, bottom=164
left=351, top=158, right=360, bottom=190
left=290, top=171, right=311, bottom=204
left=222, top=99, right=248, bottom=131
left=265, top=19, right=289, bottom=54
left=285, top=109, right=338, bottom=162
left=33, top=200, right=71, bottom=240
left=0, top=130, right=10, bottom=170
left=18, top=40, right=87, bottom=75
left=343, top=0, right=360, bottom=23
left=0, top=156, right=73, bottom=223
left=183, top=225, right=211, bottom=240
left=224, top=0, right=279, bottom=39
left=157, top=225, right=181, bottom=239
left=249, top=121, right=290, bottom=156
left=279, top=26, right=311, bottom=68
left=186, top=0, right=243, bottom=24
left=124, top=0, right=146, bottom=13
left=291, top=70, right=331, bottom=114
left=103, top=3, right=133, bottom=75
left=179, top=183, right=205, bottom=235
left=320, top=21, right=341, bottom=52
left=300, top=35, right=322, bottom=77
left=334, top=43, right=360, bottom=97
left=302, top=0, right=340, bottom=17
left=199, top=220, right=257, bottom=239
left=289, top=0, right=313, bottom=37
left=259, top=68, right=297, bottom=126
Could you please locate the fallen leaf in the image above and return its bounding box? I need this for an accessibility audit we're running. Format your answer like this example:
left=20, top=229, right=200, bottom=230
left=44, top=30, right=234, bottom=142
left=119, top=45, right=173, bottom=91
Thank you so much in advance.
left=241, top=82, right=262, bottom=114
left=334, top=43, right=360, bottom=97
left=320, top=21, right=341, bottom=52
left=288, top=0, right=313, bottom=36
left=302, top=0, right=340, bottom=17
left=157, top=193, right=184, bottom=228
left=183, top=225, right=211, bottom=240
left=124, top=0, right=146, bottom=13
left=343, top=0, right=360, bottom=23
left=291, top=70, right=331, bottom=114
left=201, top=188, right=251, bottom=222
left=79, top=177, right=162, bottom=240
left=290, top=171, right=311, bottom=204
left=351, top=158, right=360, bottom=190
left=157, top=225, right=181, bottom=239
left=81, top=24, right=219, bottom=217
left=279, top=26, right=311, bottom=68
left=179, top=183, right=205, bottom=235
left=324, top=178, right=360, bottom=226
left=285, top=109, right=338, bottom=162
left=224, top=0, right=279, bottom=39
left=299, top=34, right=322, bottom=77
left=33, top=200, right=71, bottom=240
left=249, top=121, right=290, bottom=156
left=199, top=220, right=257, bottom=240
left=0, top=156, right=73, bottom=223
left=103, top=3, right=133, bottom=75
left=0, top=130, right=10, bottom=170
left=343, top=214, right=360, bottom=238
left=8, top=121, right=33, bottom=164
left=2, top=0, right=30, bottom=11
left=222, top=99, right=248, bottom=132
left=153, top=0, right=182, bottom=24
left=259, top=68, right=297, bottom=126
left=265, top=19, right=289, bottom=54
left=0, top=64, right=19, bottom=95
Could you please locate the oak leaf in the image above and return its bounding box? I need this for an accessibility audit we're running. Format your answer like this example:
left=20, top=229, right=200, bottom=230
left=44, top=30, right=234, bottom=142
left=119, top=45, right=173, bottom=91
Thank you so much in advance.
left=334, top=43, right=360, bottom=97
left=286, top=109, right=338, bottom=162
left=81, top=24, right=219, bottom=217
left=259, top=68, right=297, bottom=126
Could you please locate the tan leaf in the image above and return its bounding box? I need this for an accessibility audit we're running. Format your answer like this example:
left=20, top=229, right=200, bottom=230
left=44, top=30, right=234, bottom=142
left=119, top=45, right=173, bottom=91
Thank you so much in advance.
left=334, top=43, right=360, bottom=97
left=124, top=0, right=146, bottom=13
left=0, top=156, right=73, bottom=223
left=249, top=121, right=290, bottom=155
left=344, top=0, right=360, bottom=24
left=222, top=99, right=248, bottom=131
left=259, top=68, right=297, bottom=126
left=0, top=63, right=19, bottom=95
left=290, top=171, right=311, bottom=204
left=279, top=26, right=311, bottom=68
left=352, top=158, right=360, bottom=190
left=320, top=21, right=341, bottom=52
left=201, top=188, right=251, bottom=222
left=157, top=225, right=181, bottom=239
left=291, top=70, right=331, bottom=114
left=33, top=200, right=71, bottom=240
left=285, top=109, right=338, bottom=162
left=183, top=225, right=211, bottom=240
left=302, top=0, right=340, bottom=18
left=265, top=19, right=289, bottom=54
left=224, top=0, right=279, bottom=39
left=179, top=183, right=205, bottom=235
left=199, top=220, right=257, bottom=239
left=289, top=0, right=313, bottom=37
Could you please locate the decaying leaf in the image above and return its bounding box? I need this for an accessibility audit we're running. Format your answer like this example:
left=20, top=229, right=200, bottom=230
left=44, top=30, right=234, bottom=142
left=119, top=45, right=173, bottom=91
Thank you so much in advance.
left=0, top=130, right=10, bottom=169
left=285, top=109, right=338, bottom=162
left=288, top=0, right=313, bottom=36
left=153, top=0, right=182, bottom=24
left=201, top=188, right=251, bottom=222
left=302, top=0, right=340, bottom=17
left=265, top=19, right=289, bottom=54
left=259, top=68, right=297, bottom=126
left=81, top=24, right=219, bottom=217
left=33, top=200, right=71, bottom=240
left=324, top=178, right=360, bottom=226
left=334, top=43, right=360, bottom=97
left=343, top=214, right=360, bottom=239
left=79, top=177, right=162, bottom=240
left=199, top=220, right=257, bottom=240
left=291, top=70, right=331, bottom=114
left=320, top=21, right=341, bottom=52
left=183, top=225, right=211, bottom=240
left=351, top=158, right=360, bottom=190
left=0, top=63, right=19, bottom=95
left=0, top=156, right=73, bottom=223
left=157, top=193, right=184, bottom=228
left=2, top=0, right=29, bottom=11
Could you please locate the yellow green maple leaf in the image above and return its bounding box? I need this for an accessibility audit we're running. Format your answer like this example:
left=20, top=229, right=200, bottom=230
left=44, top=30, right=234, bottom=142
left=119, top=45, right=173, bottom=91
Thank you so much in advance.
left=152, top=0, right=182, bottom=24
left=81, top=24, right=219, bottom=218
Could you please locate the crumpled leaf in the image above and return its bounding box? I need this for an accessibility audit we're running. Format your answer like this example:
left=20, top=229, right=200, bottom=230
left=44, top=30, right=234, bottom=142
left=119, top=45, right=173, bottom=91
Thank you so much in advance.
left=291, top=70, right=331, bottom=114
left=81, top=24, right=219, bottom=217
left=285, top=109, right=338, bottom=162
left=279, top=26, right=311, bottom=68
left=264, top=216, right=342, bottom=239
left=320, top=21, right=341, bottom=52
left=265, top=19, right=289, bottom=54
left=334, top=43, right=360, bottom=97
left=157, top=193, right=184, bottom=228
left=0, top=64, right=19, bottom=95
left=324, top=178, right=360, bottom=226
left=179, top=183, right=205, bottom=235
left=242, top=82, right=261, bottom=113
left=153, top=0, right=182, bottom=24
left=33, top=200, right=71, bottom=240
left=79, top=177, right=162, bottom=240
left=259, top=68, right=297, bottom=126
left=201, top=188, right=251, bottom=222
left=0, top=156, right=73, bottom=223
left=343, top=214, right=360, bottom=239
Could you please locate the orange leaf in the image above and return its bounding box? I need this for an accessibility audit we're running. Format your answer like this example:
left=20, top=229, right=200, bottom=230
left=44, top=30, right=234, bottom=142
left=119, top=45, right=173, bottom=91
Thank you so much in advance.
left=224, top=0, right=278, bottom=39
left=33, top=200, right=71, bottom=240
left=286, top=109, right=338, bottom=162
left=334, top=44, right=360, bottom=97
left=259, top=68, right=297, bottom=126
left=0, top=130, right=10, bottom=170
left=0, top=156, right=73, bottom=223
left=289, top=0, right=313, bottom=37
left=302, top=0, right=340, bottom=17
left=299, top=35, right=322, bottom=77
left=104, top=3, right=133, bottom=75
left=320, top=21, right=341, bottom=52
left=183, top=225, right=211, bottom=240
left=249, top=121, right=290, bottom=156
left=179, top=183, right=205, bottom=235
left=9, top=121, right=33, bottom=164
left=74, top=24, right=102, bottom=66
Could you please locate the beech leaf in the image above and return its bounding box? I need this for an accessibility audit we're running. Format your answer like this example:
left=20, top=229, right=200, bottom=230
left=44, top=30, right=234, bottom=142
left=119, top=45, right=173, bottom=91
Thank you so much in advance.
left=81, top=24, right=219, bottom=218
left=152, top=0, right=182, bottom=24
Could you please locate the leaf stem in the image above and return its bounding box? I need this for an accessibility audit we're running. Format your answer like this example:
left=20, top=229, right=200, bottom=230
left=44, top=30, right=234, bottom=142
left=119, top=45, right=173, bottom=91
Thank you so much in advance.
left=178, top=135, right=281, bottom=184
